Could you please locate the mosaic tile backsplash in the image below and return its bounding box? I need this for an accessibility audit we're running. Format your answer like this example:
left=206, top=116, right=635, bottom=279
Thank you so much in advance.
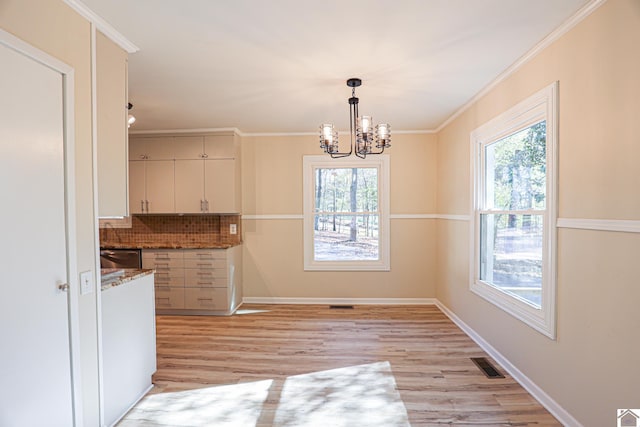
left=100, top=214, right=242, bottom=248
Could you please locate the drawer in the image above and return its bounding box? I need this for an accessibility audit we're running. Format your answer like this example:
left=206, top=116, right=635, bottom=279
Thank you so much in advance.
left=154, top=271, right=184, bottom=287
left=184, top=270, right=227, bottom=288
left=184, top=287, right=228, bottom=310
left=155, top=288, right=185, bottom=309
left=184, top=258, right=226, bottom=270
left=183, top=249, right=226, bottom=261
left=143, top=258, right=184, bottom=269
left=142, top=249, right=183, bottom=260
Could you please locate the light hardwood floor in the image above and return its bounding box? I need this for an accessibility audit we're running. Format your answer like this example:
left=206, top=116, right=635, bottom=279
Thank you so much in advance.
left=118, top=304, right=561, bottom=426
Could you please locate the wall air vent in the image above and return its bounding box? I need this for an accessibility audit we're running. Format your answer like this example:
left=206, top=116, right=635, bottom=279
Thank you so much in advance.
left=471, top=357, right=505, bottom=378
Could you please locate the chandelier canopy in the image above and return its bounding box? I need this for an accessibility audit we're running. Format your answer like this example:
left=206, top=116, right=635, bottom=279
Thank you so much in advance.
left=319, top=78, right=391, bottom=159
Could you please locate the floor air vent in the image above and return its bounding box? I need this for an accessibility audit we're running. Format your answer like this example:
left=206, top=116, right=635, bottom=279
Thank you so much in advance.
left=329, top=305, right=354, bottom=309
left=471, top=357, right=505, bottom=378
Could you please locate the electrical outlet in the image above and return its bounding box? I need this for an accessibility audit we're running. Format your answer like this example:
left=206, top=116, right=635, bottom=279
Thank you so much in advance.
left=80, top=270, right=94, bottom=295
left=230, top=223, right=237, bottom=235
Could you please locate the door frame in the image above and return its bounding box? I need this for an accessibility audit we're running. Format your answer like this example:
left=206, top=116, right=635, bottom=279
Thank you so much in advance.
left=0, top=28, right=83, bottom=426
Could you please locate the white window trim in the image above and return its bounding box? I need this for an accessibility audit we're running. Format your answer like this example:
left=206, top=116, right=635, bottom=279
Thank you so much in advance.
left=303, top=155, right=390, bottom=271
left=469, top=82, right=558, bottom=339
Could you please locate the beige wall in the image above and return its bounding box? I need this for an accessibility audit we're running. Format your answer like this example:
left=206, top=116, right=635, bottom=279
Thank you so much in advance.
left=242, top=133, right=438, bottom=298
left=0, top=1, right=101, bottom=425
left=436, top=1, right=640, bottom=425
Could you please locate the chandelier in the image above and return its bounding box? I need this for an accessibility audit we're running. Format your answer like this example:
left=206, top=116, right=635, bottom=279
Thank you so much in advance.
left=319, top=78, right=391, bottom=158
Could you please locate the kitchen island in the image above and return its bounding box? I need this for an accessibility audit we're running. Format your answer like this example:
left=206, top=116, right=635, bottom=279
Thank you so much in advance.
left=101, top=269, right=156, bottom=426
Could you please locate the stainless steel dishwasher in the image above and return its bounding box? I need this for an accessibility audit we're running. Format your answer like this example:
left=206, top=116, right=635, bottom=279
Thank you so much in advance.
left=100, top=249, right=142, bottom=269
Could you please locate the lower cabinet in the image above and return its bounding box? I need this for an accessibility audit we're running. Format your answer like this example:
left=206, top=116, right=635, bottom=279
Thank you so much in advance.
left=142, top=246, right=242, bottom=315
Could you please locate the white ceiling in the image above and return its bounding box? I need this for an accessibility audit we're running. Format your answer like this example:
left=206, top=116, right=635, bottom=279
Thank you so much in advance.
left=80, top=0, right=589, bottom=133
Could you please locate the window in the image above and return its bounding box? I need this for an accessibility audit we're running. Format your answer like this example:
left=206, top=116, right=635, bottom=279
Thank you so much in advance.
left=303, top=155, right=390, bottom=271
left=470, top=82, right=558, bottom=338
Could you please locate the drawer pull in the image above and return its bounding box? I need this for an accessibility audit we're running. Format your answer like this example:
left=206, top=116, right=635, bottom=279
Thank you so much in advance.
left=197, top=298, right=213, bottom=302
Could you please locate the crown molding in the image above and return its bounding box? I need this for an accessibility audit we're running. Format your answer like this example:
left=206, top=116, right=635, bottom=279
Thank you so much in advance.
left=63, top=0, right=139, bottom=53
left=128, top=127, right=241, bottom=136
left=240, top=129, right=435, bottom=137
left=434, top=0, right=607, bottom=133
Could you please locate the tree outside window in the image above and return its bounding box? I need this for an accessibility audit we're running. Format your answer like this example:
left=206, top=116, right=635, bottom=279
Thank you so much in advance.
left=304, top=156, right=389, bottom=271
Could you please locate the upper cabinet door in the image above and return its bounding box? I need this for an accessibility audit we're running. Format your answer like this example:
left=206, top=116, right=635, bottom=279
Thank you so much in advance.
left=174, top=136, right=204, bottom=159
left=204, top=135, right=236, bottom=159
left=96, top=31, right=128, bottom=217
left=205, top=159, right=239, bottom=213
left=129, top=137, right=175, bottom=160
left=145, top=160, right=175, bottom=213
left=128, top=161, right=146, bottom=214
left=175, top=160, right=205, bottom=213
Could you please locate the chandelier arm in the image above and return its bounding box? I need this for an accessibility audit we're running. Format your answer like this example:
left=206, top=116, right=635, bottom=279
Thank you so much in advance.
left=330, top=152, right=352, bottom=159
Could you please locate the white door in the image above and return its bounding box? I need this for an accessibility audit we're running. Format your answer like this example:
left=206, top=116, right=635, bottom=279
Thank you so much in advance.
left=0, top=42, right=75, bottom=426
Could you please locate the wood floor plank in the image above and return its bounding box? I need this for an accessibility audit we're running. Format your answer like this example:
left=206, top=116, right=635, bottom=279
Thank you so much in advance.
left=118, top=304, right=561, bottom=426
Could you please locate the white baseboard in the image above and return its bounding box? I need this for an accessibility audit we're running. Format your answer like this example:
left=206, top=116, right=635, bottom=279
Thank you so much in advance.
left=434, top=301, right=583, bottom=427
left=242, top=297, right=437, bottom=305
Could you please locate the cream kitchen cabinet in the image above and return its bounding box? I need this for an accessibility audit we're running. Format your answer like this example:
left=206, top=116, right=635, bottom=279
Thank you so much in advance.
left=174, top=159, right=205, bottom=213
left=142, top=246, right=242, bottom=315
left=128, top=160, right=175, bottom=214
left=205, top=159, right=240, bottom=213
left=129, top=136, right=175, bottom=160
left=130, top=132, right=241, bottom=214
left=142, top=250, right=184, bottom=309
left=96, top=31, right=129, bottom=217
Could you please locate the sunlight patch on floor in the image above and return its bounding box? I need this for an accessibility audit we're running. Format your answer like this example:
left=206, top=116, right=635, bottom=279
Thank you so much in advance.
left=119, top=380, right=272, bottom=426
left=119, top=362, right=410, bottom=426
left=273, top=361, right=410, bottom=427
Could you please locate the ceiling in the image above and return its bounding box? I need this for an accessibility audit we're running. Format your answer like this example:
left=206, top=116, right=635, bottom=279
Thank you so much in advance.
left=80, top=0, right=590, bottom=133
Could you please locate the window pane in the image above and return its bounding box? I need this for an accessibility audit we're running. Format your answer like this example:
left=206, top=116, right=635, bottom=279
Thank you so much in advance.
left=314, top=214, right=379, bottom=261
left=484, top=121, right=546, bottom=210
left=480, top=213, right=543, bottom=307
left=314, top=168, right=378, bottom=213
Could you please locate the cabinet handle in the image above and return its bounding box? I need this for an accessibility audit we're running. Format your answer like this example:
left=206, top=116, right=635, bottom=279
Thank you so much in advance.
left=140, top=200, right=145, bottom=212
left=201, top=153, right=208, bottom=159
left=197, top=298, right=213, bottom=302
left=205, top=200, right=210, bottom=212
left=200, top=200, right=205, bottom=212
left=145, top=200, right=150, bottom=212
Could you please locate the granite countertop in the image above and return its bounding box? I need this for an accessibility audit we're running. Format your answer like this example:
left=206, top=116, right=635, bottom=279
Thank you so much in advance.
left=100, top=243, right=240, bottom=249
left=101, top=268, right=154, bottom=291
